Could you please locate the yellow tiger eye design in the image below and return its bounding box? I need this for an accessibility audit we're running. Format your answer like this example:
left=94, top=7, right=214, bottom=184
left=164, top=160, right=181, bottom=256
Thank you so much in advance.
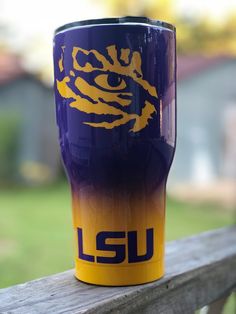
left=94, top=74, right=127, bottom=91
left=56, top=45, right=158, bottom=132
left=120, top=48, right=130, bottom=64
left=58, top=46, right=65, bottom=72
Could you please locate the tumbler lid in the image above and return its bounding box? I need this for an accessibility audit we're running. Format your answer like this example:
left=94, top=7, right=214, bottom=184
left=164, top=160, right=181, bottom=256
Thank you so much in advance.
left=55, top=16, right=176, bottom=35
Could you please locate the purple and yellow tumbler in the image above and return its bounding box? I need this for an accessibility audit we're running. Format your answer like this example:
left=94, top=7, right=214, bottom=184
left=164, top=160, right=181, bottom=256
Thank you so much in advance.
left=53, top=16, right=176, bottom=286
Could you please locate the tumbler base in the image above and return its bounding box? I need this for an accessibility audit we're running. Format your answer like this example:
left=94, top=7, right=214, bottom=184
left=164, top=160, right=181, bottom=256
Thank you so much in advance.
left=74, top=260, right=164, bottom=286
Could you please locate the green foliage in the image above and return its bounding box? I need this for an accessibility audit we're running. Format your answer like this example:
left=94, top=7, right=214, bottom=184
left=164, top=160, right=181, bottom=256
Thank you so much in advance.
left=0, top=112, right=21, bottom=182
left=0, top=182, right=234, bottom=288
left=0, top=182, right=235, bottom=312
left=177, top=15, right=236, bottom=56
left=104, top=0, right=236, bottom=56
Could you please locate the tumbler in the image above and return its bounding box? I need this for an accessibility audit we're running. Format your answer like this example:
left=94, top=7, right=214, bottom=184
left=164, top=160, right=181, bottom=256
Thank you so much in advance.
left=53, top=16, right=176, bottom=286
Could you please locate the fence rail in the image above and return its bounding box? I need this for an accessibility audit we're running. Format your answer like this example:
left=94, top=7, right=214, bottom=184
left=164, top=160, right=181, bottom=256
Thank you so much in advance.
left=0, top=226, right=235, bottom=313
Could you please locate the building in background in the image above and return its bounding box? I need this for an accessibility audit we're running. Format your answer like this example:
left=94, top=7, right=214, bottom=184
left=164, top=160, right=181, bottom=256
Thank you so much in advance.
left=1, top=48, right=236, bottom=191
left=0, top=0, right=236, bottom=190
left=0, top=51, right=59, bottom=184
left=168, top=56, right=236, bottom=205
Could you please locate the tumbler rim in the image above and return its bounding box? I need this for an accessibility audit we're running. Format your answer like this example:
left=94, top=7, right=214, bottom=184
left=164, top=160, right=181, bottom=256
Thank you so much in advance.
left=55, top=16, right=176, bottom=35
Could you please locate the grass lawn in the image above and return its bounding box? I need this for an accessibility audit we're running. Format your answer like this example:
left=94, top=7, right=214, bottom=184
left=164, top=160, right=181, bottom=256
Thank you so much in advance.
left=0, top=182, right=235, bottom=311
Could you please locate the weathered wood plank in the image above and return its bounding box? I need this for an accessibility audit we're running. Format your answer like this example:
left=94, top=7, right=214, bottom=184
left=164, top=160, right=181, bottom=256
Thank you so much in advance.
left=0, top=226, right=235, bottom=314
left=207, top=295, right=230, bottom=314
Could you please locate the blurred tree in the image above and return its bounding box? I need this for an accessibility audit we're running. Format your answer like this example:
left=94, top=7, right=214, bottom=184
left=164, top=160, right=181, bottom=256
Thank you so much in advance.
left=177, top=15, right=236, bottom=55
left=0, top=113, right=20, bottom=183
left=104, top=0, right=173, bottom=21
left=221, top=13, right=236, bottom=55
left=141, top=0, right=174, bottom=22
left=102, top=0, right=236, bottom=56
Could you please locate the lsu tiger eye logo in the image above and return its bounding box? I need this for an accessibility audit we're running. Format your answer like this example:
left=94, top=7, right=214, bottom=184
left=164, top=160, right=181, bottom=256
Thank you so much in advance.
left=56, top=45, right=158, bottom=132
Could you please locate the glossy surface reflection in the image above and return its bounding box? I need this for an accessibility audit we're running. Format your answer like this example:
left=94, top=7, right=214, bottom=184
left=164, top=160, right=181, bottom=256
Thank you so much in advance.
left=53, top=18, right=176, bottom=286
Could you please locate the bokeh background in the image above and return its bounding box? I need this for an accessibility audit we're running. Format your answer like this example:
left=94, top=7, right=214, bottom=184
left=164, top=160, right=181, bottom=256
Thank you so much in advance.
left=0, top=0, right=235, bottom=311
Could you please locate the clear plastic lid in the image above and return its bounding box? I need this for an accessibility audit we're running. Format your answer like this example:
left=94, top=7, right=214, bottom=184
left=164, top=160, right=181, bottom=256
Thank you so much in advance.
left=55, top=16, right=176, bottom=35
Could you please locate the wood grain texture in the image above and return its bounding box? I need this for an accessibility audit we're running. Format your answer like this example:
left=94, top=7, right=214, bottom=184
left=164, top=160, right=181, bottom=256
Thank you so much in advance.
left=0, top=227, right=235, bottom=314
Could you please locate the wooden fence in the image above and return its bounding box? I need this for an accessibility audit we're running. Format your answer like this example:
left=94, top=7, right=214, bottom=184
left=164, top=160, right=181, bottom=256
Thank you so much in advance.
left=0, top=226, right=235, bottom=313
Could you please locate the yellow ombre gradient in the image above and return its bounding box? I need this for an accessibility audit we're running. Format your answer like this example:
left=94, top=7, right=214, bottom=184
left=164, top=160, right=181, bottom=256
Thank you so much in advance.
left=71, top=183, right=166, bottom=286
